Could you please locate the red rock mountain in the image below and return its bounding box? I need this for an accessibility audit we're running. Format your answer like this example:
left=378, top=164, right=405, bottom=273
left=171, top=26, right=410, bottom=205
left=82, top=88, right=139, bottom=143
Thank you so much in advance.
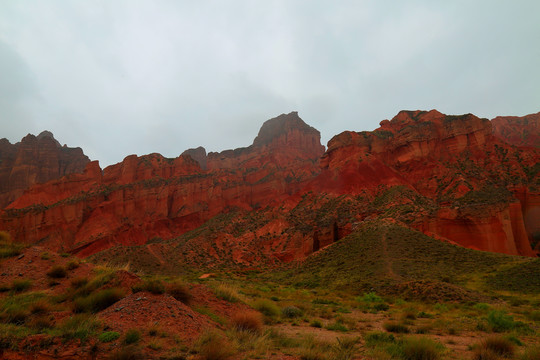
left=0, top=110, right=538, bottom=264
left=492, top=112, right=540, bottom=148
left=0, top=131, right=89, bottom=208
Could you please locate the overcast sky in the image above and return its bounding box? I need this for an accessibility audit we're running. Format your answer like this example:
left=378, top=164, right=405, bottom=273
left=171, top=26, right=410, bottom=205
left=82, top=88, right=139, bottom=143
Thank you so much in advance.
left=1, top=1, right=539, bottom=166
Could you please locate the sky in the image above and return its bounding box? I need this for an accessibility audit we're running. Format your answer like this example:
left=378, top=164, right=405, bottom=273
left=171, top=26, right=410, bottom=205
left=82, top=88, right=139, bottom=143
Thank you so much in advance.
left=1, top=1, right=539, bottom=167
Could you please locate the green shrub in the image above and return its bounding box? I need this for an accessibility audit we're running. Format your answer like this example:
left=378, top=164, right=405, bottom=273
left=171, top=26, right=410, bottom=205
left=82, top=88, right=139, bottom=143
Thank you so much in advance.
left=214, top=284, right=242, bottom=303
left=29, top=299, right=51, bottom=315
left=326, top=321, right=348, bottom=332
left=478, top=336, right=515, bottom=358
left=253, top=299, right=280, bottom=317
left=59, top=314, right=100, bottom=341
left=364, top=331, right=395, bottom=347
left=356, top=292, right=383, bottom=303
left=401, top=336, right=443, bottom=360
left=70, top=277, right=89, bottom=289
left=384, top=322, right=410, bottom=334
left=282, top=306, right=303, bottom=318
left=374, top=303, right=390, bottom=311
left=99, top=331, right=120, bottom=343
left=73, top=288, right=124, bottom=313
left=166, top=281, right=192, bottom=304
left=66, top=260, right=80, bottom=270
left=132, top=279, right=165, bottom=295
left=123, top=329, right=141, bottom=344
left=487, top=311, right=516, bottom=332
left=11, top=279, right=32, bottom=293
left=310, top=320, right=322, bottom=328
left=46, top=266, right=67, bottom=279
left=195, top=330, right=235, bottom=360
left=520, top=345, right=540, bottom=360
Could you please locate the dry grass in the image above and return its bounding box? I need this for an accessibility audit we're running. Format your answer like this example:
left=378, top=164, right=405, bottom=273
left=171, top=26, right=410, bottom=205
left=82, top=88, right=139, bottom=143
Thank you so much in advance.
left=166, top=281, right=192, bottom=304
left=230, top=310, right=263, bottom=334
left=195, top=330, right=235, bottom=360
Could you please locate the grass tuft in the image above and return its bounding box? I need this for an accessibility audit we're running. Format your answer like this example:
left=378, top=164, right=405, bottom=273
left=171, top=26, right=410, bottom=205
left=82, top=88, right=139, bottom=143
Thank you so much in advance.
left=230, top=310, right=263, bottom=333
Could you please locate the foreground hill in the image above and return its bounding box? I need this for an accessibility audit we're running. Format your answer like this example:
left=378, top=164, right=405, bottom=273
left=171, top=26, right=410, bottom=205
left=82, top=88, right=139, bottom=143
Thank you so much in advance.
left=0, top=110, right=538, bottom=263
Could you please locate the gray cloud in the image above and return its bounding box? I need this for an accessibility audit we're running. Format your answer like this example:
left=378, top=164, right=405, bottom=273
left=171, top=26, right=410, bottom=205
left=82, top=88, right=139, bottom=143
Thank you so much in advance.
left=1, top=0, right=539, bottom=166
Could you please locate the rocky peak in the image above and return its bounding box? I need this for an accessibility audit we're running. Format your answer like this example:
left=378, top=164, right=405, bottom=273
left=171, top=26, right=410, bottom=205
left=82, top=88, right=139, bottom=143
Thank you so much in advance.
left=182, top=146, right=207, bottom=170
left=252, top=112, right=321, bottom=148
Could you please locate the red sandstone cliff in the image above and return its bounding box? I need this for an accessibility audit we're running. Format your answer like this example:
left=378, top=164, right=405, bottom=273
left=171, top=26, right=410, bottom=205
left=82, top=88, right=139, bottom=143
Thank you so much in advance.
left=0, top=112, right=325, bottom=256
left=310, top=110, right=539, bottom=256
left=0, top=131, right=90, bottom=208
left=492, top=112, right=540, bottom=148
left=0, top=110, right=538, bottom=262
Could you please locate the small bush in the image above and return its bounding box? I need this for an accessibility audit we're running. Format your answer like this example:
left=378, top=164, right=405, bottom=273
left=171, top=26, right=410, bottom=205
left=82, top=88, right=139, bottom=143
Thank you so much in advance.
left=356, top=292, right=383, bottom=303
left=326, top=321, right=348, bottom=332
left=253, top=299, right=280, bottom=317
left=123, top=329, right=141, bottom=345
left=310, top=319, right=323, bottom=328
left=196, top=330, right=235, bottom=360
left=473, top=348, right=500, bottom=360
left=99, top=331, right=120, bottom=342
left=166, top=281, right=192, bottom=304
left=374, top=303, right=390, bottom=311
left=333, top=336, right=358, bottom=360
left=59, top=314, right=100, bottom=341
left=401, top=336, right=443, bottom=360
left=29, top=299, right=51, bottom=315
left=230, top=310, right=263, bottom=333
left=11, top=279, right=32, bottom=293
left=47, top=266, right=67, bottom=279
left=1, top=307, right=29, bottom=325
left=73, top=288, right=124, bottom=313
left=71, top=277, right=89, bottom=289
left=214, top=284, right=242, bottom=303
left=477, top=336, right=514, bottom=358
left=282, top=306, right=303, bottom=318
left=384, top=322, right=410, bottom=334
left=40, top=252, right=50, bottom=260
left=520, top=345, right=540, bottom=360
left=66, top=260, right=79, bottom=270
left=132, top=279, right=165, bottom=294
left=364, top=331, right=395, bottom=347
left=487, top=311, right=516, bottom=332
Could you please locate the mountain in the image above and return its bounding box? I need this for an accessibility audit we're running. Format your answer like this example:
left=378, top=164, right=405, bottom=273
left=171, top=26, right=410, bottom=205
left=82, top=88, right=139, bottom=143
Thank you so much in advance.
left=0, top=110, right=538, bottom=265
left=492, top=112, right=540, bottom=148
left=0, top=131, right=89, bottom=208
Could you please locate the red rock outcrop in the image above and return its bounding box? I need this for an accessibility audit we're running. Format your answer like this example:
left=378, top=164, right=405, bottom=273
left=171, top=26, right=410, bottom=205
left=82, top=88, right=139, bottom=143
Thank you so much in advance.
left=0, top=110, right=537, bottom=262
left=311, top=110, right=539, bottom=256
left=0, top=112, right=325, bottom=256
left=0, top=131, right=89, bottom=208
left=492, top=112, right=540, bottom=148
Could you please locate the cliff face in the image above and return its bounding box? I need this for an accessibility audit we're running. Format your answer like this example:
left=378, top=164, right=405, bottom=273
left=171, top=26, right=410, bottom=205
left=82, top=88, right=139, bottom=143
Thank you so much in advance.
left=492, top=112, right=540, bottom=148
left=0, top=131, right=90, bottom=208
left=0, top=110, right=537, bottom=263
left=0, top=112, right=325, bottom=256
left=311, top=110, right=539, bottom=257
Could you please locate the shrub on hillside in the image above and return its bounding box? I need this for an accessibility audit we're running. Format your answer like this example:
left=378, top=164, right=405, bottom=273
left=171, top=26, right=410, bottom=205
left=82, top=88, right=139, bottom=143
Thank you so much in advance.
left=123, top=329, right=141, bottom=345
left=47, top=266, right=67, bottom=279
left=166, top=281, right=192, bottom=304
left=401, top=336, right=444, bottom=360
left=282, top=306, right=303, bottom=318
left=231, top=310, right=263, bottom=333
left=383, top=322, right=410, bottom=334
left=475, top=336, right=514, bottom=358
left=11, top=279, right=32, bottom=292
left=253, top=299, right=280, bottom=317
left=74, top=288, right=124, bottom=313
left=132, top=279, right=165, bottom=294
left=487, top=311, right=516, bottom=332
left=195, top=330, right=235, bottom=360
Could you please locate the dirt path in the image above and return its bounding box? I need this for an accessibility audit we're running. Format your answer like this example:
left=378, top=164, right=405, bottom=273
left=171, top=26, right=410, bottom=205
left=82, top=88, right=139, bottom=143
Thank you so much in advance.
left=380, top=227, right=401, bottom=281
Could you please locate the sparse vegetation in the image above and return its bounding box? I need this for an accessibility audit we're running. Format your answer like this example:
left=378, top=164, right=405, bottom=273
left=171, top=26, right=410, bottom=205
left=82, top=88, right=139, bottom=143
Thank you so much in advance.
left=166, top=280, right=192, bottom=304
left=98, top=331, right=120, bottom=342
left=73, top=288, right=125, bottom=313
left=230, top=310, right=263, bottom=333
left=123, top=329, right=141, bottom=344
left=46, top=265, right=67, bottom=279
